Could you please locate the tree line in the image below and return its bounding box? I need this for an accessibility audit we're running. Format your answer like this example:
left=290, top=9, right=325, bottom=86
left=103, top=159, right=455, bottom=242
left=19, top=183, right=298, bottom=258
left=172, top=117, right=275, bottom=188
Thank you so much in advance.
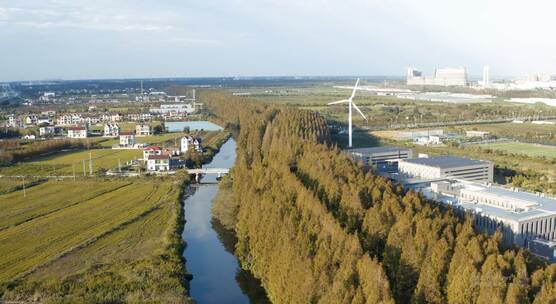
left=201, top=90, right=556, bottom=304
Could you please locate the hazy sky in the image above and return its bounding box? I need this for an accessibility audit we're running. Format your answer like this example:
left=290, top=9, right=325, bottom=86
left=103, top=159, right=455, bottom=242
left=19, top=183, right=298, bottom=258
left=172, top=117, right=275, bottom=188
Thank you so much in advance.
left=1, top=0, right=555, bottom=81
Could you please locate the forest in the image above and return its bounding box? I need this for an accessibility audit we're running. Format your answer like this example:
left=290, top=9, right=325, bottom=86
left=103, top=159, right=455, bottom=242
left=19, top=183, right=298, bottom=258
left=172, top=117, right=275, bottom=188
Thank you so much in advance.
left=201, top=90, right=556, bottom=304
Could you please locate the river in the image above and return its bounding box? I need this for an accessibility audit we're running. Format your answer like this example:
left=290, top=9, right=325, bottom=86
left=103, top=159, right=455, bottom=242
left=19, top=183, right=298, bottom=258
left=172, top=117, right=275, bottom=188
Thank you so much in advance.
left=181, top=138, right=269, bottom=304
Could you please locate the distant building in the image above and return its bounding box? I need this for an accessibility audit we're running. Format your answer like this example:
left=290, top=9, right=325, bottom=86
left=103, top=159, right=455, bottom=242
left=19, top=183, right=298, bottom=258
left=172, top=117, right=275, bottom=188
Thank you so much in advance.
left=119, top=132, right=136, bottom=147
left=346, top=146, right=413, bottom=166
left=414, top=135, right=444, bottom=146
left=57, top=114, right=82, bottom=126
left=466, top=130, right=490, bottom=138
left=407, top=67, right=468, bottom=86
left=135, top=124, right=151, bottom=136
left=25, top=114, right=38, bottom=125
left=150, top=104, right=195, bottom=117
left=143, top=146, right=164, bottom=160
left=398, top=156, right=493, bottom=183
left=23, top=134, right=36, bottom=140
left=394, top=129, right=444, bottom=141
left=428, top=180, right=556, bottom=261
left=104, top=123, right=120, bottom=137
left=37, top=116, right=53, bottom=125
left=39, top=126, right=57, bottom=137
left=181, top=136, right=202, bottom=153
left=147, top=154, right=171, bottom=171
left=67, top=127, right=87, bottom=138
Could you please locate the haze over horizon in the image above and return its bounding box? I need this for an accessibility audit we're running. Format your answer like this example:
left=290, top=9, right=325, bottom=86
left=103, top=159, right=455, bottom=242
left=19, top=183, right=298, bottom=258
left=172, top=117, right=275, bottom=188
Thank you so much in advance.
left=1, top=0, right=556, bottom=82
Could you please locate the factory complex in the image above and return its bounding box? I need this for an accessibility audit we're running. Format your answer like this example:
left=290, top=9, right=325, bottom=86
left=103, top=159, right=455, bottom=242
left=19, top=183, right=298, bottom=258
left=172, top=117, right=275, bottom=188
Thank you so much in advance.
left=348, top=146, right=556, bottom=262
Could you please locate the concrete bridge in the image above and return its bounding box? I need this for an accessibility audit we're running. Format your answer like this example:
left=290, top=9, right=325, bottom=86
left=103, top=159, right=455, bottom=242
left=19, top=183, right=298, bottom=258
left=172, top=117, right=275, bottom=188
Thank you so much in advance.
left=187, top=168, right=230, bottom=182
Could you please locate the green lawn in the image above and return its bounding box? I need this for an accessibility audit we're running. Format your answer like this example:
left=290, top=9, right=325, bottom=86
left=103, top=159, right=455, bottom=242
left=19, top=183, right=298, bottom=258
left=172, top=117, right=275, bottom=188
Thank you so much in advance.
left=480, top=142, right=556, bottom=158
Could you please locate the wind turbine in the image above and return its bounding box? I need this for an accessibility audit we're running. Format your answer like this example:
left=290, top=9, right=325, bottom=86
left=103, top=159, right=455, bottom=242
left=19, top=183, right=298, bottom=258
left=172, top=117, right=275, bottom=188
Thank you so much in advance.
left=328, top=78, right=367, bottom=148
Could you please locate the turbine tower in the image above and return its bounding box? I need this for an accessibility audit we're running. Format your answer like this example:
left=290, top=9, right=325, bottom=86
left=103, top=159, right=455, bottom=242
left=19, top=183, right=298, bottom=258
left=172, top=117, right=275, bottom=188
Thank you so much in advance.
left=328, top=78, right=367, bottom=148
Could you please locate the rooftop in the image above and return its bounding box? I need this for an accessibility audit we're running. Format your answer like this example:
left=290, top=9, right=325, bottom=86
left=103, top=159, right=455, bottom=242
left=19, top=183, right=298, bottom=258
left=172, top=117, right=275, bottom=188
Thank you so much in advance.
left=425, top=181, right=556, bottom=222
left=400, top=156, right=490, bottom=169
left=346, top=146, right=410, bottom=155
left=144, top=146, right=162, bottom=151
left=148, top=155, right=170, bottom=160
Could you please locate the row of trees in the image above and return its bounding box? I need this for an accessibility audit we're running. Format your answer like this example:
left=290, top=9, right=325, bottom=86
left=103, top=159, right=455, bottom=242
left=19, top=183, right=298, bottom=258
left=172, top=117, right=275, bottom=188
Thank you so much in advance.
left=202, top=90, right=556, bottom=304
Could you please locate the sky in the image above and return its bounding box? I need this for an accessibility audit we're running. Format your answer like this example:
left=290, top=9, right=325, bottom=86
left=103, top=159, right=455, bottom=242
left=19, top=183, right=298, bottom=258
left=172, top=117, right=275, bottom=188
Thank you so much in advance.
left=1, top=0, right=556, bottom=81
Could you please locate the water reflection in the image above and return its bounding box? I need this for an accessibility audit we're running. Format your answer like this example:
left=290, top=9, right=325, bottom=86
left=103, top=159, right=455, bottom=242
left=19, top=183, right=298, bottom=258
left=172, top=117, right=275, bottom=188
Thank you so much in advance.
left=182, top=138, right=269, bottom=304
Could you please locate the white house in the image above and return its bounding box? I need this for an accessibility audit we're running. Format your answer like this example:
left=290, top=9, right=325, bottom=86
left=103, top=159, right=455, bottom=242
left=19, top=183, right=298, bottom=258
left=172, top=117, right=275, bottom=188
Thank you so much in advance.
left=23, top=134, right=36, bottom=140
left=104, top=123, right=120, bottom=137
left=135, top=124, right=151, bottom=136
left=147, top=154, right=171, bottom=171
left=67, top=127, right=88, bottom=138
left=119, top=132, right=136, bottom=147
left=181, top=136, right=202, bottom=153
left=143, top=146, right=163, bottom=160
left=39, top=126, right=56, bottom=137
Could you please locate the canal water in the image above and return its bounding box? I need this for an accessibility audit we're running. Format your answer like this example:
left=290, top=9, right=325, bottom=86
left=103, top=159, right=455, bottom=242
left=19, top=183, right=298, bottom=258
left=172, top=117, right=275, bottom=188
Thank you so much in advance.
left=181, top=138, right=269, bottom=304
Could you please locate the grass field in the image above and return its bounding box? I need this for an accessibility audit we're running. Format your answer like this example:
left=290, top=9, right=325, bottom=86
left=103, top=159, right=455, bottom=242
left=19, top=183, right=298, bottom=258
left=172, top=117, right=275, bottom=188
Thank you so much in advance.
left=480, top=142, right=556, bottom=158
left=451, top=122, right=556, bottom=144
left=0, top=149, right=142, bottom=176
left=0, top=177, right=191, bottom=302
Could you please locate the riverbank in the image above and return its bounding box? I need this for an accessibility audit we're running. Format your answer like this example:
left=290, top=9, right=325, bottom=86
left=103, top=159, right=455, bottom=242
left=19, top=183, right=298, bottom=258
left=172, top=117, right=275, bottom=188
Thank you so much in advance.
left=181, top=138, right=270, bottom=303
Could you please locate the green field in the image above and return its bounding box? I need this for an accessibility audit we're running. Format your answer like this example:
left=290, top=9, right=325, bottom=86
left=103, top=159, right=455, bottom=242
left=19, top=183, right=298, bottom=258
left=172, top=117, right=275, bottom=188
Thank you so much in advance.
left=0, top=177, right=191, bottom=303
left=480, top=141, right=556, bottom=158
left=0, top=148, right=142, bottom=176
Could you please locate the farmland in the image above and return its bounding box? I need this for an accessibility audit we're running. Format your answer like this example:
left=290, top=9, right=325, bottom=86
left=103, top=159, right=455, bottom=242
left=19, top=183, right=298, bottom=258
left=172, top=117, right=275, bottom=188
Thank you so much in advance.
left=0, top=177, right=192, bottom=303
left=480, top=141, right=556, bottom=158
left=0, top=148, right=142, bottom=176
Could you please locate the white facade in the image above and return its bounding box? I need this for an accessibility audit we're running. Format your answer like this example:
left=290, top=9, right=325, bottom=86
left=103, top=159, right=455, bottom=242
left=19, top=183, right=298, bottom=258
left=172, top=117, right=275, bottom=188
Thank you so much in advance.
left=428, top=180, right=556, bottom=254
left=399, top=156, right=493, bottom=183
left=104, top=123, right=120, bottom=137
left=407, top=67, right=468, bottom=86
left=39, top=126, right=56, bottom=136
left=181, top=136, right=202, bottom=153
left=67, top=128, right=87, bottom=138
left=119, top=133, right=136, bottom=147
left=147, top=155, right=171, bottom=171
left=135, top=124, right=151, bottom=136
left=57, top=114, right=83, bottom=126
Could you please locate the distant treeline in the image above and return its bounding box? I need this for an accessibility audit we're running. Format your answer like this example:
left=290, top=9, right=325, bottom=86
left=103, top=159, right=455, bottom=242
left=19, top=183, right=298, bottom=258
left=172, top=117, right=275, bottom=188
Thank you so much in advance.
left=0, top=139, right=91, bottom=166
left=201, top=90, right=556, bottom=304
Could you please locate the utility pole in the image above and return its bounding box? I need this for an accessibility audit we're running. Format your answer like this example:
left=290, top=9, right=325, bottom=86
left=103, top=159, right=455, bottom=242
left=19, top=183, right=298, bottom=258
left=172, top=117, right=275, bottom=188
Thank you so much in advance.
left=118, top=158, right=121, bottom=173
left=72, top=164, right=76, bottom=181
left=83, top=159, right=86, bottom=176
left=89, top=152, right=93, bottom=175
left=22, top=176, right=26, bottom=197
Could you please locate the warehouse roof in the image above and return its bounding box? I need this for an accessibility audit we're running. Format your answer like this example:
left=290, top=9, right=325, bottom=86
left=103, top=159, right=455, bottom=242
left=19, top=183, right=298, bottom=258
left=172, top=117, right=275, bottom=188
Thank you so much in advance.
left=347, top=146, right=410, bottom=155
left=400, top=156, right=490, bottom=168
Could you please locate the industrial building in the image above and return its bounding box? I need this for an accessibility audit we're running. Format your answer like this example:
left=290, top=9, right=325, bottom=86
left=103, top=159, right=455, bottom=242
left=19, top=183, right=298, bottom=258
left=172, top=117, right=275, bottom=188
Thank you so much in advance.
left=407, top=67, right=468, bottom=86
left=346, top=146, right=412, bottom=166
left=426, top=180, right=556, bottom=261
left=398, top=156, right=493, bottom=183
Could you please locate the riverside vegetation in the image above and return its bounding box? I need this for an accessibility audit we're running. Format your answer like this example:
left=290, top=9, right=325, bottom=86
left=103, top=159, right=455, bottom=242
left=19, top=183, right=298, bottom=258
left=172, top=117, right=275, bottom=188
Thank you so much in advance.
left=203, top=90, right=556, bottom=304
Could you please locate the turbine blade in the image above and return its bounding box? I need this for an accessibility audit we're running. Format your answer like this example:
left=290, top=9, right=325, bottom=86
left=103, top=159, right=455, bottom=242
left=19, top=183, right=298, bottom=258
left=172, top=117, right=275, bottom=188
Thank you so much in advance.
left=328, top=99, right=350, bottom=105
left=350, top=78, right=360, bottom=99
left=352, top=102, right=367, bottom=120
